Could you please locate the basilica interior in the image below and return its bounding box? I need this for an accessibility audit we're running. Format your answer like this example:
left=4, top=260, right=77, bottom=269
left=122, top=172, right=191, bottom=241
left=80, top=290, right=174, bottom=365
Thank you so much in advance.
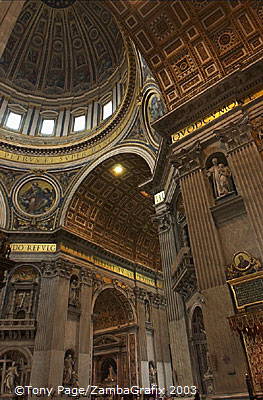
left=0, top=0, right=262, bottom=399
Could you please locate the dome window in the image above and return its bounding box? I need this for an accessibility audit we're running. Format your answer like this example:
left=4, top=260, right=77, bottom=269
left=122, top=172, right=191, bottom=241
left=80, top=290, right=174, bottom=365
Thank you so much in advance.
left=73, top=115, right=86, bottom=132
left=102, top=100, right=113, bottom=120
left=5, top=111, right=22, bottom=131
left=40, top=119, right=55, bottom=135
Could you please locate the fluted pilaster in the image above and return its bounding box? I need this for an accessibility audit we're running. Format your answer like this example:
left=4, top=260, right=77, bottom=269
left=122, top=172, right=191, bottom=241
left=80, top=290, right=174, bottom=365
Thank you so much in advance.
left=30, top=260, right=71, bottom=388
left=181, top=169, right=225, bottom=290
left=155, top=204, right=193, bottom=385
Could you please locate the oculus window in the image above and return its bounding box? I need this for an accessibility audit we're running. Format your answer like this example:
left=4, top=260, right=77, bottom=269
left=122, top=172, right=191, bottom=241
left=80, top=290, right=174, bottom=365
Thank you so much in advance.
left=5, top=112, right=22, bottom=130
left=41, top=119, right=55, bottom=135
left=73, top=115, right=86, bottom=132
left=102, top=100, right=113, bottom=120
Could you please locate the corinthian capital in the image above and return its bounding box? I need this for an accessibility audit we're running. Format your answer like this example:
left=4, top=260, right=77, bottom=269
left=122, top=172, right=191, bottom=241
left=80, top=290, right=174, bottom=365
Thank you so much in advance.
left=41, top=259, right=72, bottom=278
left=152, top=209, right=172, bottom=233
left=214, top=113, right=253, bottom=151
left=171, top=141, right=203, bottom=177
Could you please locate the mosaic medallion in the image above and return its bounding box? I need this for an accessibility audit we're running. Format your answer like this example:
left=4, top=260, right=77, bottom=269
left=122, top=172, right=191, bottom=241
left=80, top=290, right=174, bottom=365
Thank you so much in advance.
left=15, top=178, right=58, bottom=217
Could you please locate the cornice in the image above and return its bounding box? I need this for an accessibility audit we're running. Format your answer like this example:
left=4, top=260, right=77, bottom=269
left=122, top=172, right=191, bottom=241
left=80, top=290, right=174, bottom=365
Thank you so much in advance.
left=152, top=59, right=263, bottom=137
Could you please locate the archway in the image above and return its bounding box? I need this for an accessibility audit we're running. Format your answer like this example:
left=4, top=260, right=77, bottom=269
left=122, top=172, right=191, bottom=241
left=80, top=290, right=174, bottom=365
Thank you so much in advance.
left=0, top=349, right=31, bottom=394
left=64, top=153, right=161, bottom=270
left=92, top=287, right=137, bottom=387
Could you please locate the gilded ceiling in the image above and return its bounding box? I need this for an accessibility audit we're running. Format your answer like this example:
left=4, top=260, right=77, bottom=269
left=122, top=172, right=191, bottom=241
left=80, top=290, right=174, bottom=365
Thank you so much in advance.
left=65, top=154, right=161, bottom=270
left=108, top=0, right=263, bottom=109
left=93, top=288, right=134, bottom=331
left=0, top=0, right=124, bottom=98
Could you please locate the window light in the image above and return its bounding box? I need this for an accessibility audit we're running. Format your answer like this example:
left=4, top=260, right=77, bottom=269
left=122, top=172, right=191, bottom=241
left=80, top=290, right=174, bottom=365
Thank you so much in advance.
left=103, top=100, right=113, bottom=120
left=6, top=112, right=22, bottom=130
left=41, top=119, right=55, bottom=135
left=73, top=115, right=86, bottom=132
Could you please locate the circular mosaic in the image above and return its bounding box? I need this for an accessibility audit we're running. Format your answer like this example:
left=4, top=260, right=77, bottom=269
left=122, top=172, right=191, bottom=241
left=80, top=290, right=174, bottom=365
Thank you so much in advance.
left=15, top=178, right=58, bottom=217
left=41, top=0, right=77, bottom=9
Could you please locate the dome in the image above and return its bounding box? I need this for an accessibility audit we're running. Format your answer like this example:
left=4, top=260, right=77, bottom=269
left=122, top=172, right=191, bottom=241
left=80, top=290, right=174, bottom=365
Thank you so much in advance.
left=0, top=0, right=124, bottom=100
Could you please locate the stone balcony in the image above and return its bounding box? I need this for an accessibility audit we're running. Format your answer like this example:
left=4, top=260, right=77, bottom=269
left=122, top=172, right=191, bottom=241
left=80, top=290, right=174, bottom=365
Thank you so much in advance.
left=0, top=318, right=36, bottom=340
left=172, top=247, right=197, bottom=301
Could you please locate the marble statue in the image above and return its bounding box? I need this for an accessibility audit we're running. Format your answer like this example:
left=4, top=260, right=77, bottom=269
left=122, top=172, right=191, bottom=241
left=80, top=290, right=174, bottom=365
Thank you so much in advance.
left=207, top=158, right=232, bottom=198
left=4, top=362, right=18, bottom=393
left=149, top=361, right=157, bottom=385
left=63, top=354, right=74, bottom=385
left=69, top=277, right=80, bottom=307
left=104, top=364, right=116, bottom=382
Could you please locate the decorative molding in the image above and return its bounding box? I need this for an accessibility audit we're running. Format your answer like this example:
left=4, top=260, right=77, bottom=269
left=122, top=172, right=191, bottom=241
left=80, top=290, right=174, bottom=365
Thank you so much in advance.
left=171, top=141, right=203, bottom=176
left=214, top=113, right=253, bottom=152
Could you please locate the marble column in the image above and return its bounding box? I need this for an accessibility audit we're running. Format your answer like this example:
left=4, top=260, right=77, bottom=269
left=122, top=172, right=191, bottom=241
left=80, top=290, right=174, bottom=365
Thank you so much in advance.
left=0, top=1, right=25, bottom=58
left=154, top=202, right=194, bottom=386
left=78, top=268, right=93, bottom=387
left=30, top=260, right=71, bottom=389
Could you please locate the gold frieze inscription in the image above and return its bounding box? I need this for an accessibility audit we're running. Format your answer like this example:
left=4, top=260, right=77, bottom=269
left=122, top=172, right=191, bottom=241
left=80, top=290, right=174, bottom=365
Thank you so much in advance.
left=11, top=243, right=57, bottom=252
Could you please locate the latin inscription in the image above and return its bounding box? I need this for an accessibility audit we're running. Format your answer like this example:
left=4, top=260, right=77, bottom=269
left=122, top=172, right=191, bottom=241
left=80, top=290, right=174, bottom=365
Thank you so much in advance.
left=233, top=277, right=263, bottom=308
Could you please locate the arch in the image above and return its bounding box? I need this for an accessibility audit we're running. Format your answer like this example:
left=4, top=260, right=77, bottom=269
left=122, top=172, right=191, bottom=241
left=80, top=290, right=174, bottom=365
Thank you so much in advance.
left=0, top=347, right=32, bottom=365
left=0, top=184, right=8, bottom=229
left=8, top=264, right=41, bottom=283
left=59, top=145, right=155, bottom=227
left=92, top=286, right=136, bottom=331
left=0, top=347, right=32, bottom=394
left=62, top=151, right=160, bottom=270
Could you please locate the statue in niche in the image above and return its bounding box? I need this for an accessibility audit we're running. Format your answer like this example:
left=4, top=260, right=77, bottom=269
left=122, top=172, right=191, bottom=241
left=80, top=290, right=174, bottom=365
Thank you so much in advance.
left=149, top=361, right=157, bottom=385
left=102, top=359, right=117, bottom=383
left=105, top=365, right=116, bottom=382
left=3, top=362, right=18, bottom=393
left=145, top=300, right=151, bottom=322
left=206, top=157, right=233, bottom=199
left=63, top=353, right=75, bottom=386
left=68, top=276, right=80, bottom=307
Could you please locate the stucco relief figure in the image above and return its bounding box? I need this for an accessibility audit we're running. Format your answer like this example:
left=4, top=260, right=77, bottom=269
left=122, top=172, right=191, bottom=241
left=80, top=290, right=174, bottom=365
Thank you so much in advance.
left=207, top=158, right=233, bottom=198
left=4, top=362, right=18, bottom=393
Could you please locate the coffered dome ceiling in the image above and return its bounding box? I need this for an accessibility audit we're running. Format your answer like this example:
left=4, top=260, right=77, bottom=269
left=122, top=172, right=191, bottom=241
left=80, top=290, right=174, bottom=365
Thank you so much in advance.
left=0, top=0, right=124, bottom=99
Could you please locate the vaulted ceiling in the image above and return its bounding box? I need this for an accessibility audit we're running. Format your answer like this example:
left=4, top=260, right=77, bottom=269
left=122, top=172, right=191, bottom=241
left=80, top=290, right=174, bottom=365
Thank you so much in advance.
left=0, top=0, right=124, bottom=98
left=65, top=154, right=161, bottom=271
left=108, top=0, right=263, bottom=109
